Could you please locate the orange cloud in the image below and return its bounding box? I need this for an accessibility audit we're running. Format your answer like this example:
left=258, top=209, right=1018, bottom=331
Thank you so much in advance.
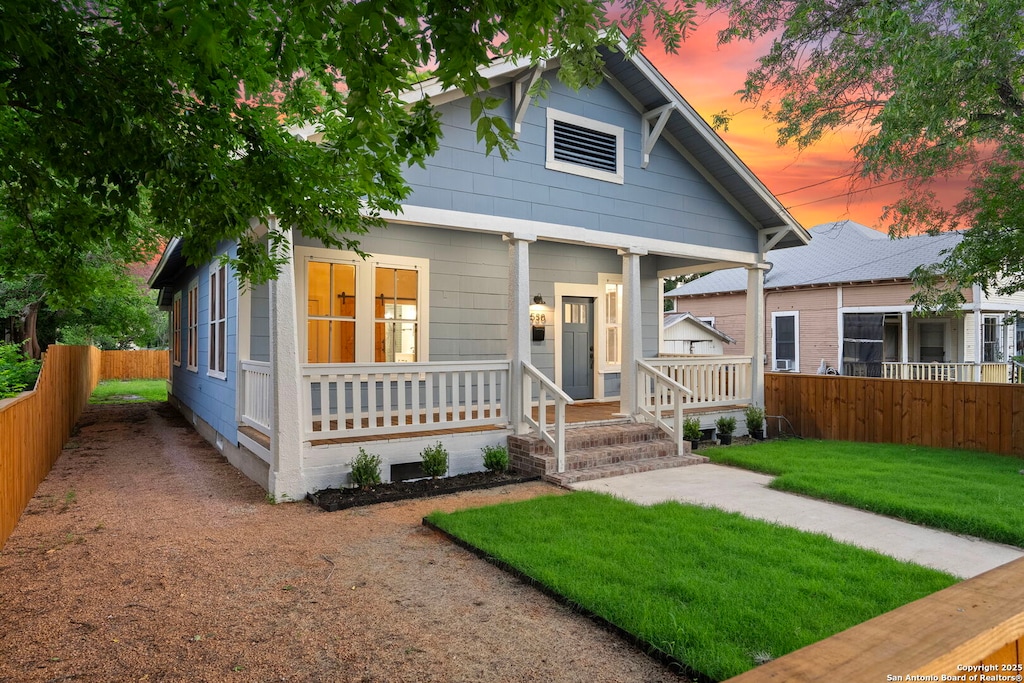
left=643, top=14, right=968, bottom=232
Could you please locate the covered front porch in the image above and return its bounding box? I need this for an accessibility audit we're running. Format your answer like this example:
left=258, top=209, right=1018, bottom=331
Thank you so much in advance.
left=237, top=354, right=755, bottom=485
left=234, top=213, right=785, bottom=499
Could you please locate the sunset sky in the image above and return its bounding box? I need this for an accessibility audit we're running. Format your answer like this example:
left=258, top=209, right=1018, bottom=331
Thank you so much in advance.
left=641, top=14, right=959, bottom=232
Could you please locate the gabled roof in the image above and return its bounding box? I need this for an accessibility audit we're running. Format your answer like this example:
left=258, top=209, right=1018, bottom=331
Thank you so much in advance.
left=667, top=221, right=962, bottom=297
left=663, top=312, right=735, bottom=343
left=400, top=40, right=809, bottom=249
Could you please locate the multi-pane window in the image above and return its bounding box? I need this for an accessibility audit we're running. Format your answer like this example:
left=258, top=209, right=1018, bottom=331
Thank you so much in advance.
left=172, top=292, right=182, bottom=367
left=208, top=264, right=227, bottom=378
left=374, top=267, right=418, bottom=362
left=983, top=316, right=1002, bottom=363
left=304, top=254, right=424, bottom=364
left=603, top=283, right=621, bottom=367
left=307, top=261, right=356, bottom=363
left=186, top=280, right=199, bottom=371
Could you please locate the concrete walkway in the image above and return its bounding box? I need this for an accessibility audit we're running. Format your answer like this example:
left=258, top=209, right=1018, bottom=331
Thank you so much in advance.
left=572, top=463, right=1024, bottom=579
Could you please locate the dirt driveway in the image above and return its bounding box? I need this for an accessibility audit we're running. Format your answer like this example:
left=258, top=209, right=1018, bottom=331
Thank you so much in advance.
left=0, top=402, right=684, bottom=682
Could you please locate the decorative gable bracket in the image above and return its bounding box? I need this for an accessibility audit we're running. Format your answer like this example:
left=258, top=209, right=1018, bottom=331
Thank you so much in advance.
left=641, top=103, right=678, bottom=169
left=513, top=62, right=547, bottom=139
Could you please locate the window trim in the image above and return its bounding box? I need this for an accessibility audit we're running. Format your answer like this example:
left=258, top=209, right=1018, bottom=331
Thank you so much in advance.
left=186, top=279, right=199, bottom=372
left=207, top=262, right=228, bottom=380
left=296, top=246, right=430, bottom=364
left=545, top=108, right=624, bottom=184
left=771, top=311, right=800, bottom=372
left=172, top=292, right=182, bottom=367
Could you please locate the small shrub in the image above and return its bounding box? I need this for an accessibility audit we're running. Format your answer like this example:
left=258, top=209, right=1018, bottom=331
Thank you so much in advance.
left=0, top=342, right=40, bottom=399
left=348, top=448, right=382, bottom=489
left=481, top=444, right=509, bottom=473
left=715, top=416, right=737, bottom=435
left=744, top=405, right=765, bottom=431
left=420, top=441, right=448, bottom=478
left=683, top=416, right=702, bottom=441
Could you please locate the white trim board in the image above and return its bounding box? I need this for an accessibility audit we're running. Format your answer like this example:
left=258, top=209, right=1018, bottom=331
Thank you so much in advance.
left=381, top=204, right=761, bottom=265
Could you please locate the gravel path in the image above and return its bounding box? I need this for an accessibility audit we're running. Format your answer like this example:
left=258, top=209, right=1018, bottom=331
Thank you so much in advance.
left=0, top=402, right=685, bottom=682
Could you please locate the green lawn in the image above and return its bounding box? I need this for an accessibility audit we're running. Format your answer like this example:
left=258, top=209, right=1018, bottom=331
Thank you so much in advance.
left=704, top=439, right=1024, bottom=547
left=427, top=492, right=955, bottom=681
left=89, top=379, right=167, bottom=404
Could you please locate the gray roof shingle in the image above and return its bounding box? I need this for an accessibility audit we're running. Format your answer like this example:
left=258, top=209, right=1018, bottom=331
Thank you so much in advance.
left=666, top=220, right=962, bottom=296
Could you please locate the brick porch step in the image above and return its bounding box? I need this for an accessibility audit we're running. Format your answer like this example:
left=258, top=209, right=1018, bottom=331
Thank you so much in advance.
left=509, top=421, right=709, bottom=485
left=544, top=453, right=709, bottom=487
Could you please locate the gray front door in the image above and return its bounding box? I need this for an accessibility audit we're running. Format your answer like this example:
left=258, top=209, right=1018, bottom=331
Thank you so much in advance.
left=562, top=296, right=594, bottom=400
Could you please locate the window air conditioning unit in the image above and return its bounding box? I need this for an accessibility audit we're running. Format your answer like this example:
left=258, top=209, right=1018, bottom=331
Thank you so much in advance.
left=774, top=359, right=794, bottom=371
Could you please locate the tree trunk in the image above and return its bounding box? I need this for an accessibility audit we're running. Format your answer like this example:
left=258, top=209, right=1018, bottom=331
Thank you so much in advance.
left=15, top=301, right=42, bottom=359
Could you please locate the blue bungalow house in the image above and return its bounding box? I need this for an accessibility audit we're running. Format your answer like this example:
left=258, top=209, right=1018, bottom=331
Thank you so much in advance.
left=149, top=41, right=809, bottom=501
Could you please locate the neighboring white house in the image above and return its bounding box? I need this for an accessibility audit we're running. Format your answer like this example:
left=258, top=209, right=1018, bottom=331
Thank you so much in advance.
left=150, top=41, right=809, bottom=500
left=662, top=312, right=734, bottom=355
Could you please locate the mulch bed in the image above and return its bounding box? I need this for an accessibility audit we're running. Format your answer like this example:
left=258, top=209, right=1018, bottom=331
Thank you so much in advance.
left=308, top=471, right=540, bottom=511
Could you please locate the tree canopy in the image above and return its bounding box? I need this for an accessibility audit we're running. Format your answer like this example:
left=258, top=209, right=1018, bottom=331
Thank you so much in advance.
left=1, top=0, right=694, bottom=299
left=707, top=0, right=1024, bottom=308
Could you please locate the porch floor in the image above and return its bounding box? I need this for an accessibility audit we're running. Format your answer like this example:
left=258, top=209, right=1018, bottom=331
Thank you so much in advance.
left=238, top=400, right=747, bottom=452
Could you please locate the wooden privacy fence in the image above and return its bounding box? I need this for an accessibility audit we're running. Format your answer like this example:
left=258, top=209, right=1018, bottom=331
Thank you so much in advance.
left=0, top=345, right=102, bottom=549
left=100, top=349, right=168, bottom=380
left=765, top=372, right=1024, bottom=458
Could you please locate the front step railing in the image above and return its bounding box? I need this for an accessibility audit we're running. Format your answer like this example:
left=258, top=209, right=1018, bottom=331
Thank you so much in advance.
left=522, top=361, right=574, bottom=473
left=637, top=360, right=692, bottom=456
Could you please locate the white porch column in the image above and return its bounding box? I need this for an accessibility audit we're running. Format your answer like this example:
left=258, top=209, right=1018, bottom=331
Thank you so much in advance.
left=619, top=247, right=645, bottom=416
left=973, top=283, right=984, bottom=381
left=505, top=234, right=535, bottom=433
left=268, top=223, right=306, bottom=502
left=901, top=311, right=910, bottom=366
left=746, top=264, right=769, bottom=406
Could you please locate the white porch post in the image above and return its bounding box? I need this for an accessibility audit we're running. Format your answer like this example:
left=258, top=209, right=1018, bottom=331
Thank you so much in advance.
left=901, top=311, right=910, bottom=367
left=746, top=264, right=768, bottom=406
left=505, top=234, right=535, bottom=434
left=268, top=223, right=306, bottom=501
left=973, top=283, right=984, bottom=381
left=619, top=247, right=645, bottom=416
left=234, top=282, right=252, bottom=426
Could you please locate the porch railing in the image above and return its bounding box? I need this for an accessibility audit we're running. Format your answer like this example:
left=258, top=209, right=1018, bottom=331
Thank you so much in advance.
left=880, top=362, right=1009, bottom=383
left=648, top=355, right=753, bottom=406
left=301, top=360, right=510, bottom=441
left=522, top=362, right=574, bottom=473
left=637, top=360, right=691, bottom=455
left=240, top=360, right=272, bottom=434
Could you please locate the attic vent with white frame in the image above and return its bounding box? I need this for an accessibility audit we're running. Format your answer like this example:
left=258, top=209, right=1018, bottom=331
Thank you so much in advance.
left=546, top=108, right=624, bottom=184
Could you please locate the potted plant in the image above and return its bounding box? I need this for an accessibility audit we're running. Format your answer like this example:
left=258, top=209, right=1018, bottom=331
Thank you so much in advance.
left=683, top=416, right=702, bottom=451
left=715, top=416, right=737, bottom=445
left=744, top=405, right=766, bottom=440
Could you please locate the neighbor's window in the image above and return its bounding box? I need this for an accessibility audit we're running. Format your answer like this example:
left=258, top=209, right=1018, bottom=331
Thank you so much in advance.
left=186, top=279, right=199, bottom=372
left=172, top=292, right=182, bottom=367
left=772, top=312, right=799, bottom=371
left=208, top=263, right=228, bottom=379
left=983, top=315, right=1002, bottom=363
